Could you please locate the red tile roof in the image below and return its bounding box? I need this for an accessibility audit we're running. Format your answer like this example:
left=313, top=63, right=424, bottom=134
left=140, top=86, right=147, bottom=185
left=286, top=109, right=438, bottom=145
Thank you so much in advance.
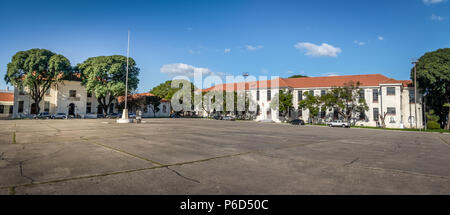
left=202, top=74, right=412, bottom=92
left=117, top=93, right=169, bottom=103
left=0, top=92, right=14, bottom=102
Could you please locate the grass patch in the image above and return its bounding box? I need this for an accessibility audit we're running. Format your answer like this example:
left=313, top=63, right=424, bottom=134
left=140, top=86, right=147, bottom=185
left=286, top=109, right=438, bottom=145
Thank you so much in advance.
left=12, top=132, right=16, bottom=144
left=352, top=126, right=450, bottom=133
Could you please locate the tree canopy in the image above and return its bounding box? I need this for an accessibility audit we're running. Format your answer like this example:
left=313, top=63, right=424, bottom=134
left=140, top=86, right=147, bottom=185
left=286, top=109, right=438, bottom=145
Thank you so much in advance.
left=288, top=75, right=308, bottom=79
left=77, top=55, right=140, bottom=114
left=321, top=81, right=368, bottom=122
left=270, top=90, right=293, bottom=118
left=413, top=48, right=450, bottom=129
left=4, top=48, right=71, bottom=114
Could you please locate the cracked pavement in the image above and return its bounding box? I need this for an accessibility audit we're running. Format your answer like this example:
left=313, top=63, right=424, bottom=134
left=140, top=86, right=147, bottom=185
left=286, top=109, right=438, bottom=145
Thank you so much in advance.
left=0, top=118, right=449, bottom=194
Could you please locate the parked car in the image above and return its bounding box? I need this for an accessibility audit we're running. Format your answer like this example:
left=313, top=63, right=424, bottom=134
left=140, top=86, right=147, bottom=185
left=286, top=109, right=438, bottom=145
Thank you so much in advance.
left=328, top=120, right=350, bottom=128
left=34, top=112, right=52, bottom=119
left=290, top=119, right=305, bottom=125
left=170, top=113, right=181, bottom=118
left=222, top=116, right=235, bottom=121
left=128, top=113, right=136, bottom=118
left=212, top=115, right=222, bottom=120
left=106, top=113, right=120, bottom=119
left=52, top=113, right=67, bottom=119
left=96, top=113, right=105, bottom=118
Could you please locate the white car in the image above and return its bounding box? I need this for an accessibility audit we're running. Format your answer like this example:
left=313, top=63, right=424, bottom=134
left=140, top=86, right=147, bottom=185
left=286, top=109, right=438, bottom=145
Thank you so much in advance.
left=328, top=120, right=350, bottom=128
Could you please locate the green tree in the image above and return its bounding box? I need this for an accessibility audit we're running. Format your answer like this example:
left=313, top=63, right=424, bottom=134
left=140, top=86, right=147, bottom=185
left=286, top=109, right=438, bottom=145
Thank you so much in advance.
left=4, top=49, right=71, bottom=114
left=270, top=90, right=293, bottom=119
left=288, top=75, right=308, bottom=79
left=321, top=81, right=369, bottom=123
left=413, top=48, right=450, bottom=129
left=298, top=91, right=321, bottom=123
left=77, top=55, right=140, bottom=114
left=145, top=96, right=161, bottom=118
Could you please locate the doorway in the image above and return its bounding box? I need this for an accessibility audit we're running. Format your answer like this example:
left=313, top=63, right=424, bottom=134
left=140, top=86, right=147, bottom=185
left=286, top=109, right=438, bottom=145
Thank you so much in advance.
left=68, top=103, right=75, bottom=116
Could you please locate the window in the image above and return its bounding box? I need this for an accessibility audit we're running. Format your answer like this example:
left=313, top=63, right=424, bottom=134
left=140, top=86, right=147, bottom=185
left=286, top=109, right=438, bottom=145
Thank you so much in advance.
left=44, top=101, right=50, bottom=112
left=69, top=90, right=76, bottom=98
left=45, top=88, right=50, bottom=96
left=256, top=90, right=260, bottom=101
left=320, top=108, right=326, bottom=119
left=18, top=101, right=24, bottom=113
left=87, top=92, right=92, bottom=98
left=298, top=91, right=303, bottom=101
left=373, top=108, right=379, bottom=121
left=373, top=89, right=379, bottom=103
left=163, top=105, right=167, bottom=113
left=359, top=110, right=365, bottom=120
left=86, top=102, right=91, bottom=114
left=359, top=89, right=365, bottom=100
left=409, top=90, right=415, bottom=103
left=267, top=90, right=271, bottom=101
left=9, top=106, right=13, bottom=114
left=309, top=90, right=314, bottom=96
left=387, top=87, right=396, bottom=96
left=298, top=109, right=302, bottom=117
left=387, top=107, right=396, bottom=115
left=0, top=105, right=4, bottom=114
left=321, top=90, right=326, bottom=96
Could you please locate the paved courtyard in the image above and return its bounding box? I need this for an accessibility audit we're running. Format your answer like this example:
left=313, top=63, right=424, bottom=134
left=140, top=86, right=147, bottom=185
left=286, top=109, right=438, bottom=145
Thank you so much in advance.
left=0, top=118, right=449, bottom=195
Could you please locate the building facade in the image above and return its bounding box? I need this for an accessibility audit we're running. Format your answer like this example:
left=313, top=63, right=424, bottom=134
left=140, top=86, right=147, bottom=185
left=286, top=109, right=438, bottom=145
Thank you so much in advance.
left=117, top=93, right=171, bottom=118
left=202, top=74, right=423, bottom=129
left=12, top=80, right=117, bottom=118
left=0, top=90, right=14, bottom=118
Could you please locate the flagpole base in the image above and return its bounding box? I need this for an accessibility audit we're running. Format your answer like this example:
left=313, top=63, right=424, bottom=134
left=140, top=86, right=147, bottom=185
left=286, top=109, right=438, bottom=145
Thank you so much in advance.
left=116, top=109, right=133, bottom=123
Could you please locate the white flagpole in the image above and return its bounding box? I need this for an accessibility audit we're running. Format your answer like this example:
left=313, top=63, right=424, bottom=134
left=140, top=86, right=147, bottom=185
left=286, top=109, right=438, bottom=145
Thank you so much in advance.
left=125, top=30, right=130, bottom=110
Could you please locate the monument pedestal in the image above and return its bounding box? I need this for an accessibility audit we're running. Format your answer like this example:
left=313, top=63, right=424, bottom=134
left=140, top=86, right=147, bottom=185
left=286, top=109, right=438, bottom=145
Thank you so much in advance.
left=116, top=109, right=133, bottom=123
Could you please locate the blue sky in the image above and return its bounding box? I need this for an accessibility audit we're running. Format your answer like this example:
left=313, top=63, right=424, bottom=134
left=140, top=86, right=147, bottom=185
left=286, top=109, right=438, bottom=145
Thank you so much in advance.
left=1, top=0, right=449, bottom=92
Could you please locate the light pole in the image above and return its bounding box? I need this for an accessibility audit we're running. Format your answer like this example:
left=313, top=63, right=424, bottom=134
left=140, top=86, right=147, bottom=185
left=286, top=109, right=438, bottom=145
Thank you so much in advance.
left=412, top=60, right=418, bottom=129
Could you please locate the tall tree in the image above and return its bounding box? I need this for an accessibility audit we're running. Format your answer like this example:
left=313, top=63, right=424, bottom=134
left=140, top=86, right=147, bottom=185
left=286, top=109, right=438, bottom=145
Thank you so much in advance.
left=270, top=90, right=293, bottom=119
left=298, top=91, right=321, bottom=123
left=4, top=49, right=71, bottom=114
left=77, top=55, right=140, bottom=114
left=145, top=95, right=161, bottom=118
left=321, top=81, right=369, bottom=123
left=288, top=75, right=308, bottom=79
left=413, top=48, right=450, bottom=129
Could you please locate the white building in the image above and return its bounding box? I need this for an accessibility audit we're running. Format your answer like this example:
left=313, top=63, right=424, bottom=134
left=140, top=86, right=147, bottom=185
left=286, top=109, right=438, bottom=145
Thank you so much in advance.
left=12, top=77, right=117, bottom=118
left=0, top=89, right=14, bottom=118
left=202, top=74, right=423, bottom=129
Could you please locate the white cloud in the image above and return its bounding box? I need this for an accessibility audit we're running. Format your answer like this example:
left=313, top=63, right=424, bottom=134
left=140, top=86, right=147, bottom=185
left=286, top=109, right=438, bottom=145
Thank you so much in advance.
left=294, top=42, right=342, bottom=57
left=431, top=14, right=446, bottom=21
left=322, top=72, right=339, bottom=77
left=354, top=40, right=366, bottom=46
left=160, top=63, right=214, bottom=77
left=246, top=45, right=263, bottom=51
left=224, top=48, right=231, bottom=53
left=377, top=36, right=384, bottom=41
left=423, top=0, right=446, bottom=5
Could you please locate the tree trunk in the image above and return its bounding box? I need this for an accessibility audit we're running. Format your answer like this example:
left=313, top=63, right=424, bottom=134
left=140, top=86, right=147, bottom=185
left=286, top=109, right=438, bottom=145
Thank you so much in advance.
left=447, top=107, right=450, bottom=130
left=34, top=97, right=41, bottom=114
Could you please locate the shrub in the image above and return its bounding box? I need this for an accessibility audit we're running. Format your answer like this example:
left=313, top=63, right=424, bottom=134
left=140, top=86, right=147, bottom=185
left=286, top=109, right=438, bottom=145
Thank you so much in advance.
left=427, top=121, right=441, bottom=130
